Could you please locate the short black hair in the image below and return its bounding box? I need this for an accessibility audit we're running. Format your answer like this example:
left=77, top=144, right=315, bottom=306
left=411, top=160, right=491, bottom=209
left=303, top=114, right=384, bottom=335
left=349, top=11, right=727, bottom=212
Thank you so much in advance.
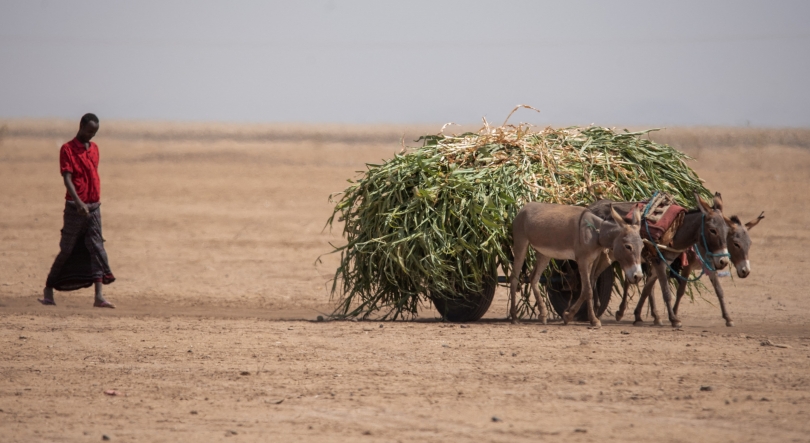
left=80, top=113, right=99, bottom=126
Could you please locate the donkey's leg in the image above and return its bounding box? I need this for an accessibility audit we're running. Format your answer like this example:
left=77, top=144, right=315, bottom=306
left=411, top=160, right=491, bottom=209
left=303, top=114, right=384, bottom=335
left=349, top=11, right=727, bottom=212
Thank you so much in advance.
left=616, top=278, right=629, bottom=322
left=706, top=271, right=734, bottom=327
left=565, top=259, right=600, bottom=328
left=583, top=259, right=602, bottom=328
left=509, top=237, right=530, bottom=324
left=633, top=274, right=658, bottom=326
left=529, top=254, right=551, bottom=325
left=672, top=262, right=696, bottom=317
left=652, top=260, right=681, bottom=328
left=646, top=284, right=664, bottom=326
left=591, top=253, right=611, bottom=313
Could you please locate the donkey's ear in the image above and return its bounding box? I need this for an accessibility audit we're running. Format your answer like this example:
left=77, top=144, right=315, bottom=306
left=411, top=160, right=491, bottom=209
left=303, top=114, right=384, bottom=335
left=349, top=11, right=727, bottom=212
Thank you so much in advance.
left=630, top=207, right=642, bottom=226
left=723, top=215, right=735, bottom=227
left=745, top=211, right=765, bottom=230
left=695, top=192, right=712, bottom=215
left=610, top=203, right=626, bottom=227
left=712, top=192, right=724, bottom=211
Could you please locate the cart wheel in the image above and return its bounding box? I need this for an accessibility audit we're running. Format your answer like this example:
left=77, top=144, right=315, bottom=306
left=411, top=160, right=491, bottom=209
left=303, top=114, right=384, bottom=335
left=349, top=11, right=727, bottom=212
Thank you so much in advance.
left=547, top=261, right=614, bottom=321
left=430, top=278, right=497, bottom=322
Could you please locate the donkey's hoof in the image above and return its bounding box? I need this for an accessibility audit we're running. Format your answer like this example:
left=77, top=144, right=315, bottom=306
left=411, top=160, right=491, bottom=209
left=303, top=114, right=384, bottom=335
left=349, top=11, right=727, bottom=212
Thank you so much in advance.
left=653, top=319, right=664, bottom=327
left=562, top=312, right=573, bottom=325
left=633, top=320, right=644, bottom=326
left=671, top=321, right=683, bottom=328
left=726, top=320, right=735, bottom=327
left=615, top=311, right=624, bottom=322
left=588, top=321, right=602, bottom=329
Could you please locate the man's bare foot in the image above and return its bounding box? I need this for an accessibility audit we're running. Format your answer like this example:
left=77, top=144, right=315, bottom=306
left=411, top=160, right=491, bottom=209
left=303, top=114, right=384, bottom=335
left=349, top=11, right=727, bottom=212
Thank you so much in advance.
left=38, top=287, right=56, bottom=306
left=93, top=300, right=115, bottom=308
left=92, top=282, right=114, bottom=308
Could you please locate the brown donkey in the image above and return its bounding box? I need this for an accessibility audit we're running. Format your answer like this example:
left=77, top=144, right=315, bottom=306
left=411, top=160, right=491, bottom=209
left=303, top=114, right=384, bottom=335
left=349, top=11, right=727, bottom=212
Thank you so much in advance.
left=509, top=203, right=644, bottom=328
left=590, top=193, right=730, bottom=327
left=633, top=207, right=764, bottom=327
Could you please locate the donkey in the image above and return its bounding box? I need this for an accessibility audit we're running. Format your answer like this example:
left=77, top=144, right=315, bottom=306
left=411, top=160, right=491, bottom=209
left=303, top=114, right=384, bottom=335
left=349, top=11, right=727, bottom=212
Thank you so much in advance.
left=509, top=203, right=644, bottom=328
left=631, top=208, right=764, bottom=327
left=589, top=193, right=730, bottom=327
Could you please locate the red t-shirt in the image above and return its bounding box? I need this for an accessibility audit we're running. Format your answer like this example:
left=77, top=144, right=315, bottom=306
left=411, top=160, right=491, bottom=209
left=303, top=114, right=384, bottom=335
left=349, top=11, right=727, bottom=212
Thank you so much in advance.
left=59, top=138, right=101, bottom=203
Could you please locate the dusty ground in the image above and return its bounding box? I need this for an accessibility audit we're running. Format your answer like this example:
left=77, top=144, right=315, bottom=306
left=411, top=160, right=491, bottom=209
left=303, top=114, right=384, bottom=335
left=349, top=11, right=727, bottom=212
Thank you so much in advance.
left=1, top=122, right=809, bottom=442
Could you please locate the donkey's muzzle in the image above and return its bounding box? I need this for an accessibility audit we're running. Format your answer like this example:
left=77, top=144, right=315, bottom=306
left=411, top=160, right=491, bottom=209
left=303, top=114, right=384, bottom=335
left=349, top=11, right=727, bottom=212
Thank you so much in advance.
left=624, top=264, right=643, bottom=284
left=736, top=260, right=751, bottom=278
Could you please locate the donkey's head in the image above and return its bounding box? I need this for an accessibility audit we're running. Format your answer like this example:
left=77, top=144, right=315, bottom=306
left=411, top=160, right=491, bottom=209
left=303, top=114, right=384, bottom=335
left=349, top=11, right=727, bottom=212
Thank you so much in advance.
left=609, top=204, right=644, bottom=284
left=725, top=211, right=765, bottom=278
left=696, top=192, right=731, bottom=270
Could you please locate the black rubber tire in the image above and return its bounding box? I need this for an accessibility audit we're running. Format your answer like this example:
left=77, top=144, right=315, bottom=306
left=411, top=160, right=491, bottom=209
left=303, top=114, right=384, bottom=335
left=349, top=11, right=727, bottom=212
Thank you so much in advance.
left=547, top=261, right=614, bottom=321
left=430, top=279, right=497, bottom=322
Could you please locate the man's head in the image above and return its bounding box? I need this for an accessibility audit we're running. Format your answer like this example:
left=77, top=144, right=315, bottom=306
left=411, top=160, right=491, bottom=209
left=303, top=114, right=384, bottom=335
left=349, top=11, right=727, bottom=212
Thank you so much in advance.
left=77, top=113, right=99, bottom=143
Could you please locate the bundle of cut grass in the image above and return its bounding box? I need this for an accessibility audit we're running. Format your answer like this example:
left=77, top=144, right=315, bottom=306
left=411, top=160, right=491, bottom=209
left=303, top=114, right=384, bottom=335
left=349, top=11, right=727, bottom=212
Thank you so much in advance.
left=326, top=108, right=711, bottom=320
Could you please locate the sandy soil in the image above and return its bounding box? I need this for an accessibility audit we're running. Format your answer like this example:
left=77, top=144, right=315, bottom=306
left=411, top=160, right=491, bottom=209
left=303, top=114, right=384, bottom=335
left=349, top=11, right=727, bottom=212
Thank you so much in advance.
left=1, top=123, right=809, bottom=442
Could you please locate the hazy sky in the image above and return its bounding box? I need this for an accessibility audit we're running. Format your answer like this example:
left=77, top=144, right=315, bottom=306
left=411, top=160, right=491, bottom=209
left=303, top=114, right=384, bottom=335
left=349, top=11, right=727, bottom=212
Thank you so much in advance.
left=2, top=1, right=809, bottom=126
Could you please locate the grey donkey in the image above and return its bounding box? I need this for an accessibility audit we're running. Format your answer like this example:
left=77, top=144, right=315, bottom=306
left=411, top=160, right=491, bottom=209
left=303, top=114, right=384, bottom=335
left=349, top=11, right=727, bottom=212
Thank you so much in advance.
left=630, top=203, right=764, bottom=327
left=590, top=193, right=731, bottom=327
left=509, top=203, right=644, bottom=328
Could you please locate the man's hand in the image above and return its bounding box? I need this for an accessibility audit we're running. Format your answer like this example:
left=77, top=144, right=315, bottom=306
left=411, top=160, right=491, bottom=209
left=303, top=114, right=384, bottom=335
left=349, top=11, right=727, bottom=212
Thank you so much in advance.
left=62, top=172, right=90, bottom=216
left=77, top=202, right=90, bottom=216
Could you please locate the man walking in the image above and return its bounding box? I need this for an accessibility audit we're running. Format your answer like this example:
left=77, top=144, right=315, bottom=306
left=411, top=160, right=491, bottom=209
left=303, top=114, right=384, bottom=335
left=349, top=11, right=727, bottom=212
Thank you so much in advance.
left=39, top=113, right=116, bottom=308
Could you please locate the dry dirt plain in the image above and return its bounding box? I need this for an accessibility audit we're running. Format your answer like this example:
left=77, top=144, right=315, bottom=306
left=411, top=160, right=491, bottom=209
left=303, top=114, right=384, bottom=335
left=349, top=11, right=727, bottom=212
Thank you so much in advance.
left=1, top=121, right=809, bottom=442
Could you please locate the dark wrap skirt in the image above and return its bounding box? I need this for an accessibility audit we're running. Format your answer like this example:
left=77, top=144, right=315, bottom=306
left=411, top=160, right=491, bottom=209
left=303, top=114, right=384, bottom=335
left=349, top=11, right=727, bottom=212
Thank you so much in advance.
left=45, top=201, right=115, bottom=291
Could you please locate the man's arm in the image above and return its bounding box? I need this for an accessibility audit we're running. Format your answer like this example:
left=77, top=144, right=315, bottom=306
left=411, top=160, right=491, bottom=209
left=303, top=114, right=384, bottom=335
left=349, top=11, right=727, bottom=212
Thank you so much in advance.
left=63, top=172, right=89, bottom=216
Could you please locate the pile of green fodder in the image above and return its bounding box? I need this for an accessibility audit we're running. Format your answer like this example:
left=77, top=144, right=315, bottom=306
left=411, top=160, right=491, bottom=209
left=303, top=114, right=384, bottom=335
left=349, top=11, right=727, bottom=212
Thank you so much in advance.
left=325, top=113, right=711, bottom=320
